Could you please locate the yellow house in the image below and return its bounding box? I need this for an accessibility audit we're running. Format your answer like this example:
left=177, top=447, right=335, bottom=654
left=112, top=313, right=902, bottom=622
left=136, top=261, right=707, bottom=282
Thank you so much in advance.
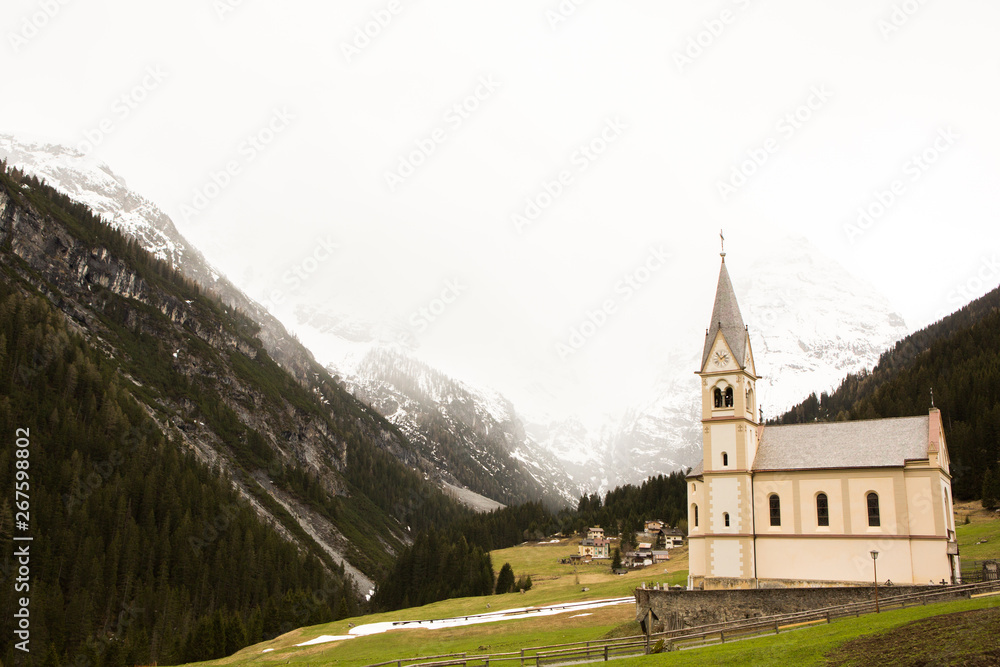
left=686, top=251, right=959, bottom=590
left=579, top=538, right=611, bottom=559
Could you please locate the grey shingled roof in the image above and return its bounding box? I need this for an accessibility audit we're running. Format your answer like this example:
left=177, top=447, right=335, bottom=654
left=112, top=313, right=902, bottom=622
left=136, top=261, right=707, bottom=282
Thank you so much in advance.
left=752, top=416, right=930, bottom=471
left=702, top=259, right=748, bottom=370
left=686, top=460, right=704, bottom=478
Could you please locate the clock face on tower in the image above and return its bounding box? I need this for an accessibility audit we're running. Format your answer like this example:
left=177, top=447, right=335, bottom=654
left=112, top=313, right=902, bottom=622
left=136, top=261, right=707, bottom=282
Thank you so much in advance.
left=714, top=350, right=730, bottom=367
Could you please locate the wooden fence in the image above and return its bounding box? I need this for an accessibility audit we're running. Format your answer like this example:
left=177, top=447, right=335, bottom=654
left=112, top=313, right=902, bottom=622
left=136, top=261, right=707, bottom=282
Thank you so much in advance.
left=362, top=580, right=1000, bottom=667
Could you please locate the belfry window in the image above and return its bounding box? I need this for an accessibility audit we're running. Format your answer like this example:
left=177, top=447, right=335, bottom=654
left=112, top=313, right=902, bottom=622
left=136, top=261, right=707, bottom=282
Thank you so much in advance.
left=693, top=504, right=699, bottom=527
left=724, top=387, right=734, bottom=407
left=867, top=493, right=881, bottom=527
left=816, top=493, right=829, bottom=527
left=714, top=388, right=723, bottom=408
left=722, top=452, right=729, bottom=467
left=769, top=494, right=781, bottom=526
left=723, top=512, right=730, bottom=527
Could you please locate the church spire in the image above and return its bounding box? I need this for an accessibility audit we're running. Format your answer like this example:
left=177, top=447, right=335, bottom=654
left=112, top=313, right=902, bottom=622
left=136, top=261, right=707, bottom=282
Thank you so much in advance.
left=701, top=253, right=748, bottom=370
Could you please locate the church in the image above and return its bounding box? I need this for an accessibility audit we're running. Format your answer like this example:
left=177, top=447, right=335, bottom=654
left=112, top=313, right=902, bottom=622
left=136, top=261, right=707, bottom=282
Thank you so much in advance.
left=686, top=250, right=960, bottom=590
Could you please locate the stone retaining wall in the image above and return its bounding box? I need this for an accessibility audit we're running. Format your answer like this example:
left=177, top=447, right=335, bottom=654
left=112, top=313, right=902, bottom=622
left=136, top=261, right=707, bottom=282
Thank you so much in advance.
left=634, top=585, right=948, bottom=632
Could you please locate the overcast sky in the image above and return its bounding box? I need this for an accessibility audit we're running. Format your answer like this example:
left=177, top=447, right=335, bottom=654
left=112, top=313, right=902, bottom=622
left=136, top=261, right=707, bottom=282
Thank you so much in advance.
left=3, top=1, right=999, bottom=418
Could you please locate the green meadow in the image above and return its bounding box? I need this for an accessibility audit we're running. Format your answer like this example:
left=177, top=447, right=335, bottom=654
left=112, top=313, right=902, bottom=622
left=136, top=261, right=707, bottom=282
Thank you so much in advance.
left=191, top=503, right=1000, bottom=666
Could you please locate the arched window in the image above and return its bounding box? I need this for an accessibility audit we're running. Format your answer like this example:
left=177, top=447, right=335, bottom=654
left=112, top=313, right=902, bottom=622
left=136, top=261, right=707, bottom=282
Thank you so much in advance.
left=723, top=512, right=730, bottom=527
left=769, top=494, right=781, bottom=526
left=867, top=493, right=880, bottom=527
left=714, top=388, right=723, bottom=408
left=747, top=387, right=755, bottom=413
left=724, top=387, right=734, bottom=407
left=816, top=493, right=829, bottom=527
left=693, top=504, right=699, bottom=527
left=722, top=452, right=729, bottom=467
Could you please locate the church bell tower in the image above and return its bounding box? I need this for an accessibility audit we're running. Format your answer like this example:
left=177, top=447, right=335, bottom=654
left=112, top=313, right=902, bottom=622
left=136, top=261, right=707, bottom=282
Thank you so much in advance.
left=688, top=242, right=760, bottom=588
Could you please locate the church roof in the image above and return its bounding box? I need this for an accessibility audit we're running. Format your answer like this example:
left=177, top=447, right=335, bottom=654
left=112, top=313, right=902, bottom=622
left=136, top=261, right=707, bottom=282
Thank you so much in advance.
left=702, top=258, right=748, bottom=370
left=752, top=415, right=931, bottom=471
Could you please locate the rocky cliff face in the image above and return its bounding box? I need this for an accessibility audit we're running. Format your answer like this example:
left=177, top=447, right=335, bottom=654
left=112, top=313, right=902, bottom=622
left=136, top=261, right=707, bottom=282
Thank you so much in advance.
left=0, top=180, right=433, bottom=592
left=0, top=135, right=326, bottom=398
left=0, top=136, right=567, bottom=511
left=0, top=137, right=912, bottom=508
left=347, top=347, right=577, bottom=507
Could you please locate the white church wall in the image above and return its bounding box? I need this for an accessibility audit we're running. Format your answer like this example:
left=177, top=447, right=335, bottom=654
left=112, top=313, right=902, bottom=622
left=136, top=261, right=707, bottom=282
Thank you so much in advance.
left=710, top=476, right=741, bottom=532
left=710, top=538, right=743, bottom=578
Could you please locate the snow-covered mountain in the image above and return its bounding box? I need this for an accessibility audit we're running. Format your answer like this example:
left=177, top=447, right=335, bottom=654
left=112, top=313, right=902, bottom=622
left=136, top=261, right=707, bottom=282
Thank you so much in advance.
left=351, top=348, right=576, bottom=507
left=1, top=134, right=910, bottom=505
left=0, top=135, right=206, bottom=280
left=0, top=135, right=578, bottom=507
left=596, top=239, right=909, bottom=491
left=0, top=134, right=315, bottom=382
left=289, top=306, right=579, bottom=506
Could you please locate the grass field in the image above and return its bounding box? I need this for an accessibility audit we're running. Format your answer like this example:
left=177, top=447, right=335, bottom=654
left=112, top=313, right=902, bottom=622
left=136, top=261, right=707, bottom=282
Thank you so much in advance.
left=190, top=503, right=1000, bottom=666
left=194, top=537, right=686, bottom=666
left=955, top=500, right=1000, bottom=560
left=612, top=596, right=1000, bottom=666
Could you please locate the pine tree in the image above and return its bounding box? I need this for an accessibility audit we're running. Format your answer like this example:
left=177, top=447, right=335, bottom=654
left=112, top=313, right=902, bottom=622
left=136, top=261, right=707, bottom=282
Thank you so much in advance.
left=983, top=468, right=1000, bottom=510
left=611, top=547, right=622, bottom=572
left=495, top=563, right=515, bottom=595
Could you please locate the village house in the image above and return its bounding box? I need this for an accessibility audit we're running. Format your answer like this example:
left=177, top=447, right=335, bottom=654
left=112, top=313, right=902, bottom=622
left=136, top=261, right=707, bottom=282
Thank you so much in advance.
left=635, top=524, right=684, bottom=551
left=579, top=537, right=611, bottom=559
left=687, top=249, right=959, bottom=590
left=660, top=527, right=685, bottom=549
left=587, top=526, right=605, bottom=540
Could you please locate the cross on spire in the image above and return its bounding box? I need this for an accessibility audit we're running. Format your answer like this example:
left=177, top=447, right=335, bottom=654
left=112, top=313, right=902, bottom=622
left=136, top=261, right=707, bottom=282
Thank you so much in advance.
left=720, top=230, right=726, bottom=259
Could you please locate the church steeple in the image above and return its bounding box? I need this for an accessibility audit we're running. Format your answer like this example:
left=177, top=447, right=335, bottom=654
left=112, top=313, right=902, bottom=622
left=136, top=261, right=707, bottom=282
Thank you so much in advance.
left=689, top=245, right=761, bottom=588
left=701, top=256, right=749, bottom=372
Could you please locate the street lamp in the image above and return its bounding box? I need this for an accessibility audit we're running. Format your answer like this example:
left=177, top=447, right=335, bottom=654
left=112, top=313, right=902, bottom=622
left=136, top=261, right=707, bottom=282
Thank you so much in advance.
left=870, top=550, right=880, bottom=613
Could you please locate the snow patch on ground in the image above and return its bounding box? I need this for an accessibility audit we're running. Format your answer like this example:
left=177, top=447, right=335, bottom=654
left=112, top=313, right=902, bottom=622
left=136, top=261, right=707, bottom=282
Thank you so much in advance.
left=292, top=597, right=632, bottom=648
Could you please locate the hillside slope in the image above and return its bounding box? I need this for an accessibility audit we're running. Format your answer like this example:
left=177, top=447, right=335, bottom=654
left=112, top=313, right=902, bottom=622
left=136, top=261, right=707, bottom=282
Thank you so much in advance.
left=0, top=134, right=573, bottom=509
left=0, top=162, right=468, bottom=663
left=349, top=348, right=574, bottom=508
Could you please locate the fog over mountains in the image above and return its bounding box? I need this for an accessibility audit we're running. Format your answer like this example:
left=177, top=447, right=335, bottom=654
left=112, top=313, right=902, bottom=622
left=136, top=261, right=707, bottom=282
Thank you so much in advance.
left=1, top=134, right=909, bottom=502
